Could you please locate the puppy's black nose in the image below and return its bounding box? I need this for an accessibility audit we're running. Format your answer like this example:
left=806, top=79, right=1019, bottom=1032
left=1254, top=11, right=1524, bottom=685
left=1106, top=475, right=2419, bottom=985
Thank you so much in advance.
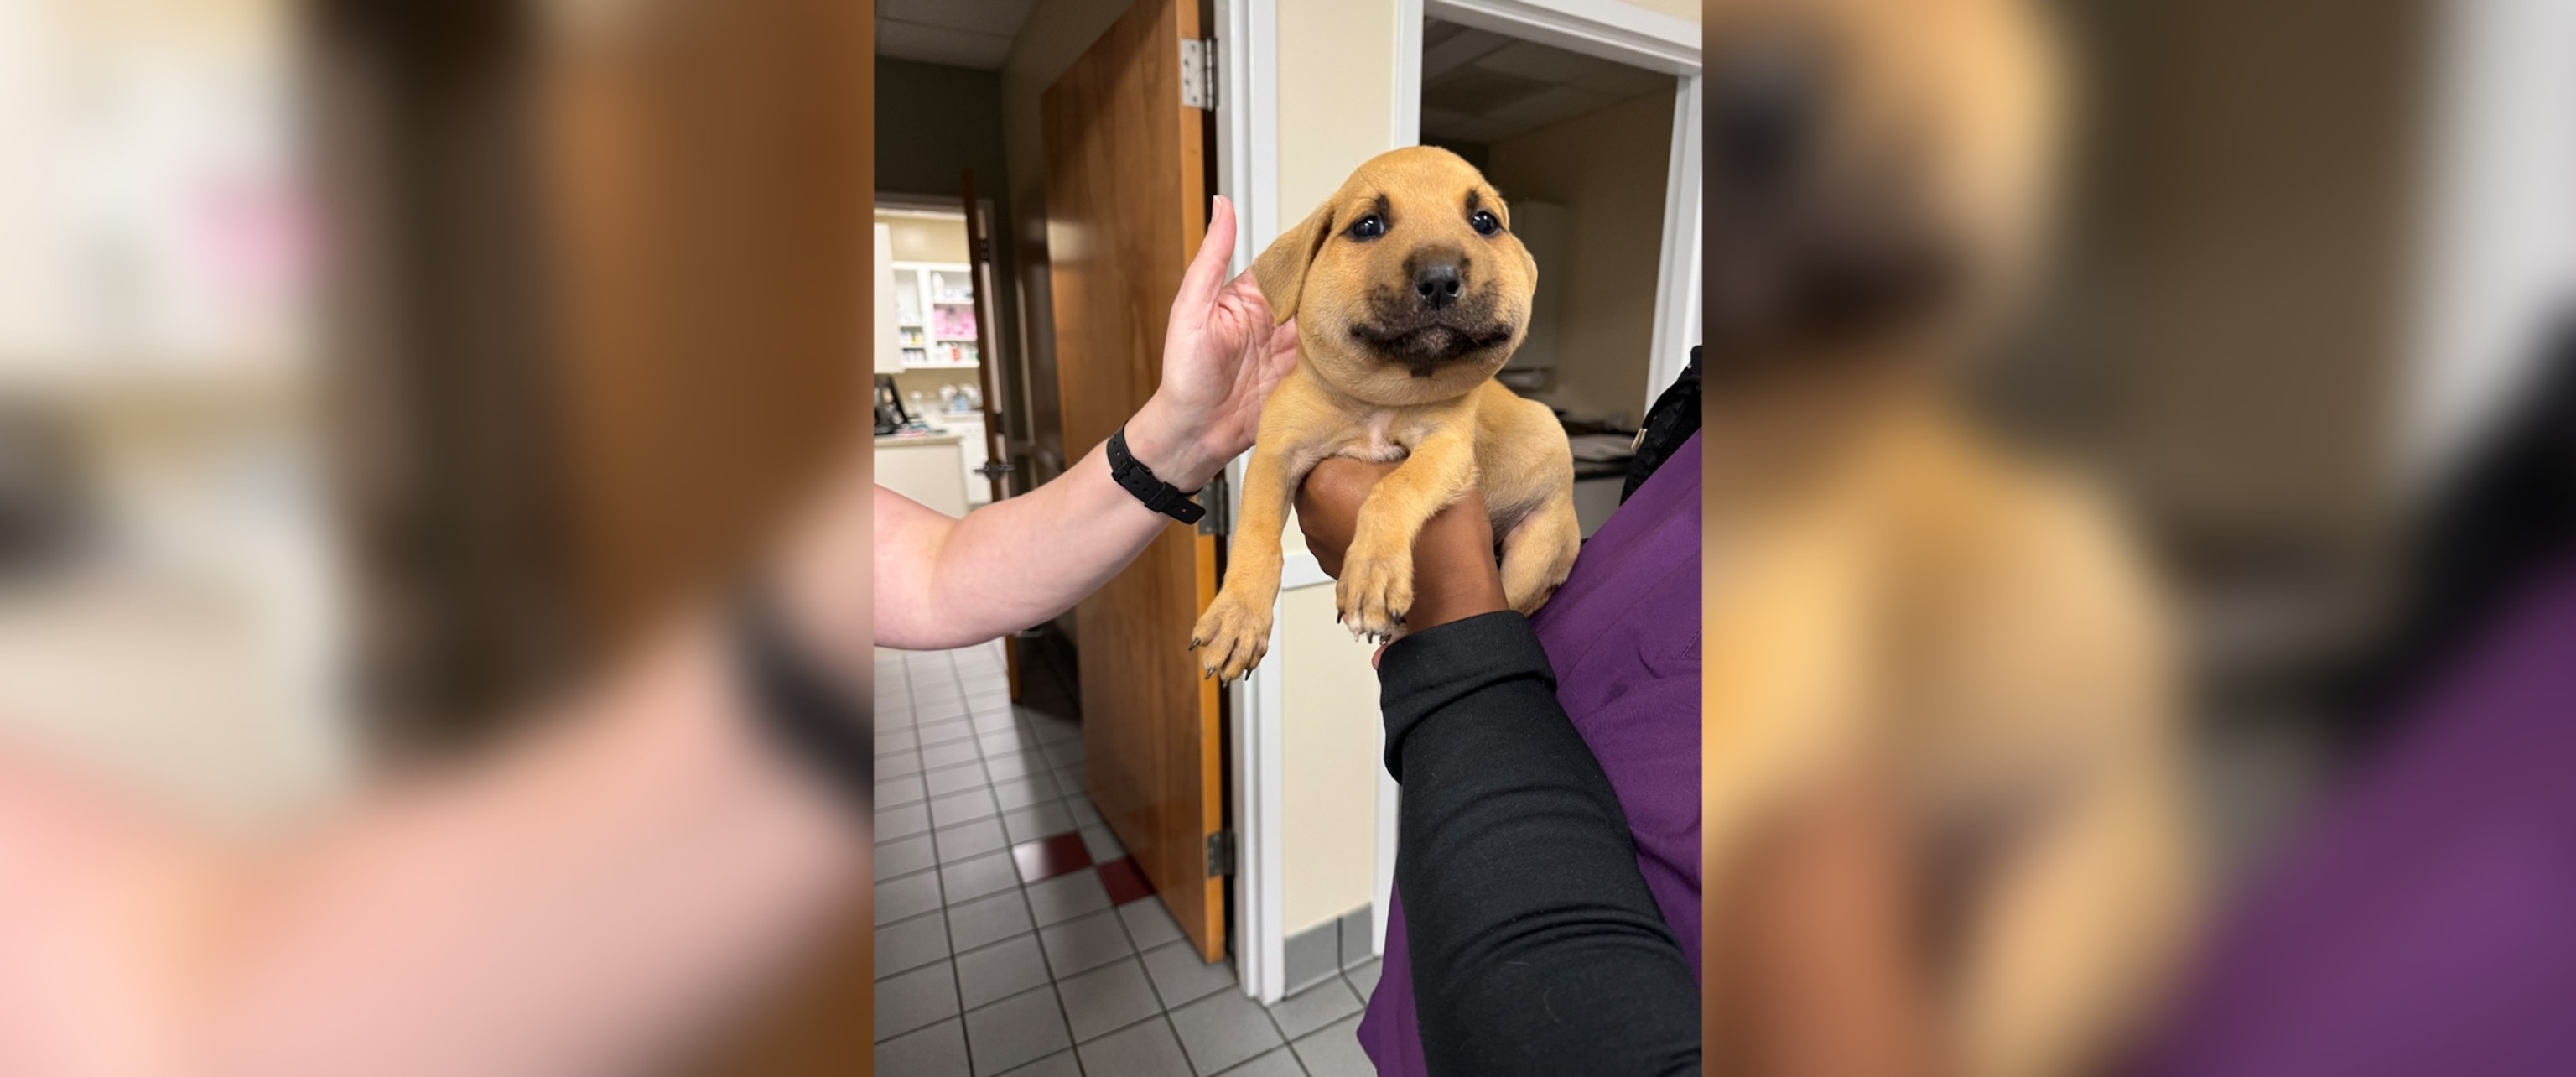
left=1414, top=263, right=1463, bottom=310
left=1711, top=43, right=1816, bottom=195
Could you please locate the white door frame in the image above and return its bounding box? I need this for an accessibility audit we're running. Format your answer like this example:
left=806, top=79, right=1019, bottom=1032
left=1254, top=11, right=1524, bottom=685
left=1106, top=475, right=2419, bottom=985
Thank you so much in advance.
left=1215, top=0, right=1291, bottom=1005
left=2402, top=0, right=2576, bottom=492
left=1410, top=0, right=1704, bottom=421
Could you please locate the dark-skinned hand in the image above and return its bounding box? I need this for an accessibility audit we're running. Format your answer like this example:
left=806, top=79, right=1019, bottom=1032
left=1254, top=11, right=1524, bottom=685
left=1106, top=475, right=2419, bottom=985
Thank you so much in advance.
left=1293, top=459, right=1508, bottom=665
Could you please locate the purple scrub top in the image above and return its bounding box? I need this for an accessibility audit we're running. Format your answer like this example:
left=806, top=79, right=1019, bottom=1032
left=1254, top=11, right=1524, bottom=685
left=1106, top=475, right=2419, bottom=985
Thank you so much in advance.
left=1358, top=433, right=1705, bottom=1074
left=2136, top=563, right=2576, bottom=1077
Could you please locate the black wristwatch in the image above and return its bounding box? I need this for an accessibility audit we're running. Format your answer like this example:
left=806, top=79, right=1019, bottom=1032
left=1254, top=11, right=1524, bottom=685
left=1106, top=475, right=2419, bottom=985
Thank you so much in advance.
left=728, top=580, right=874, bottom=819
left=1107, top=425, right=1207, bottom=525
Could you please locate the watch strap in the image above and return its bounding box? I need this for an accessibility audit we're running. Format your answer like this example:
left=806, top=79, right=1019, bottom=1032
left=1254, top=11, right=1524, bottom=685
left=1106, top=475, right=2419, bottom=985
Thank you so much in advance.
left=1107, top=426, right=1207, bottom=524
left=728, top=580, right=873, bottom=820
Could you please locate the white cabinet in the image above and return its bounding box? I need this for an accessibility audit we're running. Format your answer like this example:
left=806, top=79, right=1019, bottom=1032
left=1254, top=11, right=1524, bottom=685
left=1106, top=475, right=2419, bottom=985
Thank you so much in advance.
left=876, top=435, right=970, bottom=518
left=874, top=225, right=905, bottom=374
left=889, top=262, right=982, bottom=368
left=944, top=414, right=992, bottom=506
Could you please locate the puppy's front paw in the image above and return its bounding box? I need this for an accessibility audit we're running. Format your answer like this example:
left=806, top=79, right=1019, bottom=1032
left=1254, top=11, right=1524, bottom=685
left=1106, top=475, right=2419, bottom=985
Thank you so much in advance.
left=1190, top=594, right=1273, bottom=684
left=1335, top=543, right=1414, bottom=643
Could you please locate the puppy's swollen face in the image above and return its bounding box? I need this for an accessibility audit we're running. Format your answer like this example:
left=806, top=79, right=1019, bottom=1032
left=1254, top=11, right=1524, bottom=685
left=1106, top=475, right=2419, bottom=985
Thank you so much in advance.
left=1702, top=0, right=2065, bottom=366
left=1253, top=147, right=1537, bottom=408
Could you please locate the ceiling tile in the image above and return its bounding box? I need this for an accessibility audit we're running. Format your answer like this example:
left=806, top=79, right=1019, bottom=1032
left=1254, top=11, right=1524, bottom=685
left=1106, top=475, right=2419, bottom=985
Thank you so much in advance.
left=879, top=0, right=1036, bottom=37
left=1474, top=39, right=1611, bottom=84
left=1488, top=85, right=1623, bottom=133
left=1422, top=18, right=1472, bottom=51
left=1445, top=117, right=1519, bottom=143
left=1422, top=27, right=1513, bottom=80
left=1573, top=63, right=1676, bottom=98
left=878, top=18, right=1014, bottom=70
left=1418, top=107, right=1483, bottom=143
left=1421, top=65, right=1551, bottom=118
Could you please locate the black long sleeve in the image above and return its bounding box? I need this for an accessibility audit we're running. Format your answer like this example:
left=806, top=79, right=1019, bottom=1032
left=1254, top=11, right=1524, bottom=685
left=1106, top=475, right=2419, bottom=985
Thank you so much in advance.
left=1379, top=611, right=1702, bottom=1076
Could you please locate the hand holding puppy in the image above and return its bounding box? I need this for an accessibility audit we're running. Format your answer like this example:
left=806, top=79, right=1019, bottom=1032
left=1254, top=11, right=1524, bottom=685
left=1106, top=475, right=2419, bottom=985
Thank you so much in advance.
left=1295, top=458, right=1507, bottom=637
left=1126, top=195, right=1302, bottom=492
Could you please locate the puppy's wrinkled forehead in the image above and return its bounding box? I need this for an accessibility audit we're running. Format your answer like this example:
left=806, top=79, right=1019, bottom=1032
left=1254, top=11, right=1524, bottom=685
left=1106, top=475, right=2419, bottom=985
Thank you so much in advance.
left=1332, top=148, right=1508, bottom=231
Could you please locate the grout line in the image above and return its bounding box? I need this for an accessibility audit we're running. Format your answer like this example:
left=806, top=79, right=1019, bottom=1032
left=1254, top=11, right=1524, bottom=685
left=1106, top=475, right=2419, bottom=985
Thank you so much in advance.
left=929, top=656, right=979, bottom=1076
left=1023, top=876, right=1089, bottom=1077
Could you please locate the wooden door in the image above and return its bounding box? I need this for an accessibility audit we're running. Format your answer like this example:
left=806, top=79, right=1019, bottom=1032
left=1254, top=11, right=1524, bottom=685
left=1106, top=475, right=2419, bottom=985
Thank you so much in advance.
left=1041, top=0, right=1226, bottom=962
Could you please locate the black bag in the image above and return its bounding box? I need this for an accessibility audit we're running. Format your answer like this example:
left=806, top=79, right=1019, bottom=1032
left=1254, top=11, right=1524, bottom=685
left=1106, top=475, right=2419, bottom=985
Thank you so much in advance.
left=1622, top=346, right=1701, bottom=502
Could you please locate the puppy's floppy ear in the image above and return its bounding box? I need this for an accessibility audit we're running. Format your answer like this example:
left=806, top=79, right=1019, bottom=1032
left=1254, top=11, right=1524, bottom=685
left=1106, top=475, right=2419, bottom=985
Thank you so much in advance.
left=1251, top=200, right=1336, bottom=326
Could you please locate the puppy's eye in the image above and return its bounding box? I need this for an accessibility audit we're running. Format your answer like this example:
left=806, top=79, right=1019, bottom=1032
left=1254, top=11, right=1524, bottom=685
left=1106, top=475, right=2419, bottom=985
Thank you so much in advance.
left=1348, top=215, right=1386, bottom=240
left=1470, top=210, right=1502, bottom=237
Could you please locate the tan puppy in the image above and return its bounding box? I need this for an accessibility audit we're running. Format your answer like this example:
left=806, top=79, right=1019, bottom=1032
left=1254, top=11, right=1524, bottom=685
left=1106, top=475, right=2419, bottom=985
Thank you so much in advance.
left=1190, top=147, right=1581, bottom=683
left=1696, top=2, right=2199, bottom=1076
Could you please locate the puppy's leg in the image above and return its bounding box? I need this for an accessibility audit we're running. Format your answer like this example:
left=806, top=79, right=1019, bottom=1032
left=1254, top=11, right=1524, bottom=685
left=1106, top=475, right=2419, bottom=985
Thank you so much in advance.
left=1192, top=443, right=1301, bottom=683
left=1338, top=429, right=1478, bottom=640
left=1701, top=517, right=1883, bottom=1041
left=1498, top=487, right=1582, bottom=615
left=1954, top=757, right=2196, bottom=1077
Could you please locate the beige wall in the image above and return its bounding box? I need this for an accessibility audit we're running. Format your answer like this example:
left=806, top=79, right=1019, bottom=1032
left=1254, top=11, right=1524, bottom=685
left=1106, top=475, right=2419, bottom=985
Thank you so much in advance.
left=1483, top=89, right=1676, bottom=424
left=1626, top=0, right=1703, bottom=24
left=1277, top=586, right=1388, bottom=933
left=1270, top=0, right=1415, bottom=934
left=1277, top=0, right=1406, bottom=216
left=878, top=213, right=970, bottom=263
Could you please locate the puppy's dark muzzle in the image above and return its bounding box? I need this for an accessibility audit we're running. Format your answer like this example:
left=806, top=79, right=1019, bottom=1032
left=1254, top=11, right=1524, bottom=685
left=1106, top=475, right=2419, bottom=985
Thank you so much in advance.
left=1351, top=289, right=1518, bottom=376
left=1704, top=184, right=1958, bottom=363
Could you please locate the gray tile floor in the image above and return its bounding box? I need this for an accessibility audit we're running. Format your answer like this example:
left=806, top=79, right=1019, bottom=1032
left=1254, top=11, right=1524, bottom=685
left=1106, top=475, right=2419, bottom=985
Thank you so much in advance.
left=877, top=642, right=1381, bottom=1077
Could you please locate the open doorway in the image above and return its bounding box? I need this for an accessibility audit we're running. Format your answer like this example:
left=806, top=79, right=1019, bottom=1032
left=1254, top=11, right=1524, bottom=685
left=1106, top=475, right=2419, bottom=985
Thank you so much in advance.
left=1407, top=8, right=1703, bottom=538
left=872, top=202, right=1006, bottom=514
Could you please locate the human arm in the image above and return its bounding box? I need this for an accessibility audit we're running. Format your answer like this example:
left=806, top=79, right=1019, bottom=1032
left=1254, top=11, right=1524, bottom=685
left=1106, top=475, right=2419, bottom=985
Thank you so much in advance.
left=874, top=195, right=1298, bottom=650
left=0, top=448, right=910, bottom=1076
left=0, top=608, right=869, bottom=1077
left=1296, top=460, right=1702, bottom=1076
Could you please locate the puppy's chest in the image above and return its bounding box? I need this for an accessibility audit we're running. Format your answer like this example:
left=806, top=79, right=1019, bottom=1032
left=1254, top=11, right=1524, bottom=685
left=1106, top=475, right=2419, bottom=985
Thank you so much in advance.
left=1323, top=408, right=1434, bottom=463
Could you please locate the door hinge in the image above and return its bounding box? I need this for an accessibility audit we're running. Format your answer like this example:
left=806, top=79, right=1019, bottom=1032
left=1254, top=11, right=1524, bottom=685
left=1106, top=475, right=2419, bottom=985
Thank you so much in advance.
left=1180, top=38, right=1216, bottom=111
left=1196, top=471, right=1230, bottom=535
left=1206, top=830, right=1237, bottom=877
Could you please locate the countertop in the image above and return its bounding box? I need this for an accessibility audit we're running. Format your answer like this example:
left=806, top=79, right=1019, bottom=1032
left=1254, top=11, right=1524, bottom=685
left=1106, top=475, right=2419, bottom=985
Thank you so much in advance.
left=875, top=430, right=963, bottom=446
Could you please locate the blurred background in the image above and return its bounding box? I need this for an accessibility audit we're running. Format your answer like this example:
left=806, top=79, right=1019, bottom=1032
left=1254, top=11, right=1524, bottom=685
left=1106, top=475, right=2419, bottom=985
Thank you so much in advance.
left=2, top=0, right=2573, bottom=1071
left=0, top=0, right=345, bottom=829
left=2002, top=0, right=2574, bottom=875
left=0, top=0, right=879, bottom=1069
left=0, top=0, right=875, bottom=800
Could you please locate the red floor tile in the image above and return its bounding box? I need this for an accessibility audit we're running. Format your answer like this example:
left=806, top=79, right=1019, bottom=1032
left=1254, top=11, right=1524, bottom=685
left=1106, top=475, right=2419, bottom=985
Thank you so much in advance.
left=1097, top=856, right=1155, bottom=906
left=1011, top=832, right=1093, bottom=883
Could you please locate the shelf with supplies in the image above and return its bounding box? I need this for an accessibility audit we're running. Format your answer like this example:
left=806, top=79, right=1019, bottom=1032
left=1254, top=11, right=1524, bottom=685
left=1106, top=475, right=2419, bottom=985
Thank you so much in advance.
left=875, top=229, right=990, bottom=374
left=888, top=262, right=979, bottom=324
